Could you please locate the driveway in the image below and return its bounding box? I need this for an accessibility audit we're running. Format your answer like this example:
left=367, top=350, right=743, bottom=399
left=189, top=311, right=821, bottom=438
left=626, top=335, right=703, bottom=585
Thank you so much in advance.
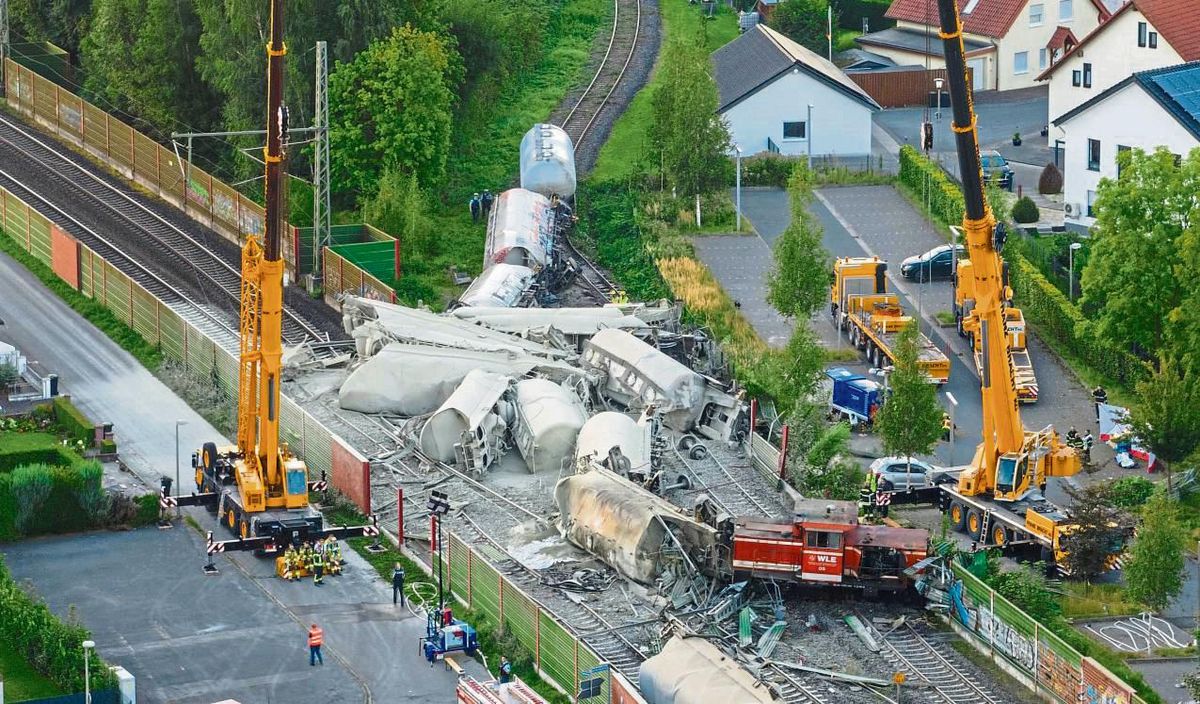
left=692, top=232, right=794, bottom=348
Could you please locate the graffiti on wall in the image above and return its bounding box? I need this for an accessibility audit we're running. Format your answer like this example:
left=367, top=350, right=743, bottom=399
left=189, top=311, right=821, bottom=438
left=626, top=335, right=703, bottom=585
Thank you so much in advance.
left=949, top=579, right=1036, bottom=672
left=1081, top=658, right=1133, bottom=704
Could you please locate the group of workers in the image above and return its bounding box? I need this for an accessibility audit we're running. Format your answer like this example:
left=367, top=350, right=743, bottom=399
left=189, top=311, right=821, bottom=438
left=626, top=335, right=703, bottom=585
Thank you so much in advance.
left=282, top=537, right=343, bottom=584
left=469, top=191, right=495, bottom=223
left=1065, top=427, right=1095, bottom=466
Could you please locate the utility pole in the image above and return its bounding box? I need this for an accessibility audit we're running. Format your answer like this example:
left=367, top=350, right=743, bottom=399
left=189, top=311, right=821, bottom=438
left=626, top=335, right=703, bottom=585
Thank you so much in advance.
left=312, top=40, right=331, bottom=287
left=0, top=0, right=10, bottom=95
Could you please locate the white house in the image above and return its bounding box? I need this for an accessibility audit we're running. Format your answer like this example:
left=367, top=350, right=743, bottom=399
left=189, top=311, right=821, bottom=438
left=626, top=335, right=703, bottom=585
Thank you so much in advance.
left=858, top=0, right=1110, bottom=91
left=713, top=25, right=880, bottom=158
left=1053, top=61, right=1200, bottom=232
left=1038, top=0, right=1199, bottom=141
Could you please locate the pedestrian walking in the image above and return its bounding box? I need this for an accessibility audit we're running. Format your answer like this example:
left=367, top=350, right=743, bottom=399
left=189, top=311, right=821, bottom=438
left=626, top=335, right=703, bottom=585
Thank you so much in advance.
left=469, top=193, right=481, bottom=222
left=499, top=656, right=513, bottom=684
left=1092, top=385, right=1107, bottom=422
left=481, top=190, right=494, bottom=216
left=392, top=562, right=405, bottom=606
left=308, top=623, right=324, bottom=666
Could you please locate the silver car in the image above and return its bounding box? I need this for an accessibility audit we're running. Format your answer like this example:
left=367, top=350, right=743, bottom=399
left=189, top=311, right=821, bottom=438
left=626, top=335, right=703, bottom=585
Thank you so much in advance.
left=868, top=456, right=945, bottom=491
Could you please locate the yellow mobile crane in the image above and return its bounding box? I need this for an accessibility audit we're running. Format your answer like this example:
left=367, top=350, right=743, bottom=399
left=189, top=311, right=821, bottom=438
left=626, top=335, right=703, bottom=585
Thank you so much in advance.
left=173, top=0, right=375, bottom=557
left=929, top=0, right=1087, bottom=564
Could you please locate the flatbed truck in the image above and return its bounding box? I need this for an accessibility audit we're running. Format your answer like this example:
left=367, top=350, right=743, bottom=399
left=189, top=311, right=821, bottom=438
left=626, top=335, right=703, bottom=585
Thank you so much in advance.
left=831, top=257, right=951, bottom=384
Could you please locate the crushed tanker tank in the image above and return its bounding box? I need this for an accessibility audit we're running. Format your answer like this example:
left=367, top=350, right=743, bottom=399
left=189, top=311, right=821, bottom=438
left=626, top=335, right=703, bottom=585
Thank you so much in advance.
left=637, top=636, right=774, bottom=704
left=574, top=411, right=652, bottom=475
left=484, top=189, right=557, bottom=271
left=338, top=342, right=577, bottom=416
left=583, top=328, right=705, bottom=431
left=519, top=123, right=576, bottom=199
left=449, top=306, right=649, bottom=345
left=419, top=369, right=515, bottom=468
left=554, top=467, right=718, bottom=584
left=511, top=378, right=587, bottom=473
left=459, top=263, right=535, bottom=308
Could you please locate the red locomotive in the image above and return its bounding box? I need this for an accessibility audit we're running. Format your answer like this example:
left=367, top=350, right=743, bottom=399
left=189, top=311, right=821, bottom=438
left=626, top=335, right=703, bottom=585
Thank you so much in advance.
left=727, top=499, right=929, bottom=593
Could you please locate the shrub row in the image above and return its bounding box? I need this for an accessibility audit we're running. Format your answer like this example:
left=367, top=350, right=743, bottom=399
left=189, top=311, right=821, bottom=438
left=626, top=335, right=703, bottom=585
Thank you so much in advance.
left=898, top=145, right=965, bottom=227
left=1008, top=254, right=1151, bottom=387
left=0, top=444, right=76, bottom=472
left=836, top=0, right=895, bottom=31
left=53, top=396, right=95, bottom=446
left=0, top=554, right=116, bottom=692
left=576, top=181, right=672, bottom=301
left=0, top=459, right=161, bottom=540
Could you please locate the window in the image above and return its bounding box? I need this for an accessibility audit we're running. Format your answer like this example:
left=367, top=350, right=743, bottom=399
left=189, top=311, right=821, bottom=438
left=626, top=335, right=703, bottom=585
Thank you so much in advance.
left=1087, top=138, right=1100, bottom=171
left=1149, top=32, right=1158, bottom=49
left=1174, top=153, right=1183, bottom=167
left=806, top=531, right=843, bottom=549
left=963, top=0, right=980, bottom=13
left=1083, top=62, right=1092, bottom=88
left=1086, top=190, right=1097, bottom=217
left=1030, top=3, right=1044, bottom=25
left=1138, top=21, right=1148, bottom=47
left=1059, top=0, right=1073, bottom=19
left=1014, top=51, right=1029, bottom=75
left=1117, top=144, right=1130, bottom=177
left=782, top=121, right=806, bottom=139
left=1072, top=69, right=1082, bottom=87
left=1039, top=48, right=1048, bottom=69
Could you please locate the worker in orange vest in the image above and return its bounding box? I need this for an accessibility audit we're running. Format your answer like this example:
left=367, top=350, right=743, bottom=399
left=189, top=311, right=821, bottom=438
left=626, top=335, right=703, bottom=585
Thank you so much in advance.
left=308, top=623, right=324, bottom=666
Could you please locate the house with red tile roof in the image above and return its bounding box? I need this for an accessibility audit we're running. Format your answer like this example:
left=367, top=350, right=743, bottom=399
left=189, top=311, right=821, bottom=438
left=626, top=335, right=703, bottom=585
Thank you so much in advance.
left=1037, top=0, right=1200, bottom=141
left=856, top=0, right=1110, bottom=91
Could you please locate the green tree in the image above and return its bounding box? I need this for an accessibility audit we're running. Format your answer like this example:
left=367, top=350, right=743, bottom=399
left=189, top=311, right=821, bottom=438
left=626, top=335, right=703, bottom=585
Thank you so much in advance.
left=770, top=0, right=836, bottom=56
left=0, top=363, right=18, bottom=388
left=1060, top=483, right=1128, bottom=580
left=874, top=323, right=945, bottom=472
left=768, top=166, right=828, bottom=318
left=11, top=0, right=92, bottom=57
left=1081, top=147, right=1200, bottom=358
left=81, top=0, right=217, bottom=133
left=649, top=35, right=732, bottom=200
left=329, top=25, right=462, bottom=199
left=988, top=565, right=1062, bottom=623
left=1124, top=494, right=1186, bottom=612
left=361, top=169, right=434, bottom=258
left=1130, top=356, right=1200, bottom=489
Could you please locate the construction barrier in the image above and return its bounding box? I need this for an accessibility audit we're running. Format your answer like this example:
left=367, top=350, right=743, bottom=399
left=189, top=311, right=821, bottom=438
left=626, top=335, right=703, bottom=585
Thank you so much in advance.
left=949, top=563, right=1146, bottom=704
left=440, top=533, right=647, bottom=703
left=0, top=181, right=371, bottom=513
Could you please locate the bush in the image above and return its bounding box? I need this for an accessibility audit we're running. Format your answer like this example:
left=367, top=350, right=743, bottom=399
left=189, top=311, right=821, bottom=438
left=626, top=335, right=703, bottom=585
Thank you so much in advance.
left=1105, top=476, right=1155, bottom=510
left=0, top=443, right=76, bottom=472
left=1038, top=163, right=1063, bottom=195
left=0, top=555, right=116, bottom=692
left=52, top=397, right=94, bottom=446
left=836, top=0, right=895, bottom=30
left=742, top=154, right=798, bottom=187
left=898, top=145, right=965, bottom=227
left=1012, top=196, right=1040, bottom=224
left=576, top=181, right=671, bottom=301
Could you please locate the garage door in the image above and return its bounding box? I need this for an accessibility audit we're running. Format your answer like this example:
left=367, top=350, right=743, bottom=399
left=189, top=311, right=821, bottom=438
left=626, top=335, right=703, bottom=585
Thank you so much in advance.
left=967, top=58, right=986, bottom=91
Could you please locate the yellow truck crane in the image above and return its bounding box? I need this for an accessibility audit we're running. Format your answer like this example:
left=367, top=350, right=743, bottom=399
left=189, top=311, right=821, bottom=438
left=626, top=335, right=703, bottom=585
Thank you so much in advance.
left=954, top=259, right=1039, bottom=403
left=831, top=256, right=951, bottom=384
left=172, top=0, right=375, bottom=558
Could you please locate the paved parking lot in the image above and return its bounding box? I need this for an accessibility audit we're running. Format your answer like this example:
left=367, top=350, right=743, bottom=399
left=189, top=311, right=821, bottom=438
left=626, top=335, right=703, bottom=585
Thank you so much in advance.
left=692, top=235, right=794, bottom=348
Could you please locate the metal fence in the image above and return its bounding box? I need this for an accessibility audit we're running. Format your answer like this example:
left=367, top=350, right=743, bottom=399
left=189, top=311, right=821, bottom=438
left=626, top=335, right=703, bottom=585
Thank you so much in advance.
left=949, top=562, right=1146, bottom=704
left=323, top=247, right=396, bottom=303
left=439, top=532, right=645, bottom=703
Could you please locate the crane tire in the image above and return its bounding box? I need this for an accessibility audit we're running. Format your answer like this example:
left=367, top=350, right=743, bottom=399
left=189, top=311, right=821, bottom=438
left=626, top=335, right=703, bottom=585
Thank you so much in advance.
left=966, top=509, right=983, bottom=540
left=239, top=519, right=251, bottom=540
left=195, top=467, right=205, bottom=492
left=202, top=442, right=218, bottom=472
left=991, top=525, right=1010, bottom=547
left=950, top=502, right=967, bottom=532
left=226, top=508, right=237, bottom=530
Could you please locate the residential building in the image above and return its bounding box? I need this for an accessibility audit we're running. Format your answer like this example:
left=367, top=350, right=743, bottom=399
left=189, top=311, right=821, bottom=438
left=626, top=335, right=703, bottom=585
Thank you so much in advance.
left=858, top=0, right=1110, bottom=91
left=713, top=25, right=881, bottom=157
left=1052, top=61, right=1200, bottom=232
left=1038, top=0, right=1200, bottom=140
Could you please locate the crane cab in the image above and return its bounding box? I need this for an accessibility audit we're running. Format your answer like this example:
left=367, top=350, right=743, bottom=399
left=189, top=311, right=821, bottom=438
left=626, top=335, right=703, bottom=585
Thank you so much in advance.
left=994, top=452, right=1030, bottom=500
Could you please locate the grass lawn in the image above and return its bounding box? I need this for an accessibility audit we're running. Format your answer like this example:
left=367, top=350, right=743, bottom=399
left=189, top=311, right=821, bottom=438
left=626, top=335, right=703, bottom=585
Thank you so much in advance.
left=0, top=431, right=60, bottom=453
left=591, top=2, right=741, bottom=181
left=1059, top=582, right=1145, bottom=619
left=0, top=645, right=65, bottom=702
left=835, top=28, right=861, bottom=52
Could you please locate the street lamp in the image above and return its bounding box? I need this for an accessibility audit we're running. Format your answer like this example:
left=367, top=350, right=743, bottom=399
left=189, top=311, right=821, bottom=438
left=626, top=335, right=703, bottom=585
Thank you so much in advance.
left=82, top=640, right=95, bottom=704
left=734, top=144, right=743, bottom=232
left=174, top=420, right=188, bottom=518
left=1068, top=242, right=1082, bottom=300
left=934, top=77, right=945, bottom=121
left=807, top=104, right=814, bottom=169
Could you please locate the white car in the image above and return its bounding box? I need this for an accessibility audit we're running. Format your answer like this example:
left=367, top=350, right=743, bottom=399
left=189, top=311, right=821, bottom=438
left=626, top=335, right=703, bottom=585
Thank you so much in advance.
left=868, top=456, right=952, bottom=491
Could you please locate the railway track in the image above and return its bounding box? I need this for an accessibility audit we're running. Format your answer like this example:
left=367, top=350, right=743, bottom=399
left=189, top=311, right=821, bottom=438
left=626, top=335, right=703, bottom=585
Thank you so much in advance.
left=561, top=0, right=642, bottom=150
left=866, top=617, right=1002, bottom=704
left=665, top=442, right=783, bottom=519
left=457, top=514, right=649, bottom=683
left=0, top=113, right=329, bottom=346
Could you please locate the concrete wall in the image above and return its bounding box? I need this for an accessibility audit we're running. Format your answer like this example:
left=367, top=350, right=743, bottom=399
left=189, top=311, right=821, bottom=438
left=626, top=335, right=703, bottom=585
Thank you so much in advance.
left=721, top=68, right=875, bottom=157
left=994, top=0, right=1104, bottom=91
left=331, top=438, right=371, bottom=513
left=1059, top=81, right=1197, bottom=230
left=1045, top=7, right=1184, bottom=133
left=50, top=225, right=78, bottom=289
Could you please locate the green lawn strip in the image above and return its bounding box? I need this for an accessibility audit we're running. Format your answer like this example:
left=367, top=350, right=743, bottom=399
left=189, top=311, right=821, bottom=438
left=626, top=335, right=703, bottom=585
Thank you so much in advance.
left=591, top=2, right=740, bottom=181
left=321, top=501, right=569, bottom=703
left=1058, top=582, right=1145, bottom=619
left=0, top=231, right=162, bottom=371
left=0, top=644, right=66, bottom=702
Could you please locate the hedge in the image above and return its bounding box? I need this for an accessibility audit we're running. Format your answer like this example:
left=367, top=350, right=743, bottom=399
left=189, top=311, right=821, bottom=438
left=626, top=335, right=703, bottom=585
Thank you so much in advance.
left=0, top=461, right=107, bottom=540
left=53, top=396, right=94, bottom=446
left=0, top=554, right=117, bottom=692
left=898, top=145, right=965, bottom=227
left=836, top=0, right=894, bottom=30
left=1008, top=254, right=1151, bottom=387
left=0, top=444, right=76, bottom=472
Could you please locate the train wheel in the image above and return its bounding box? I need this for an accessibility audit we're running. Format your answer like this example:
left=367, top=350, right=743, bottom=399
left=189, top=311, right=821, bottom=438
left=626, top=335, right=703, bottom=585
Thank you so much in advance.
left=950, top=502, right=967, bottom=532
left=226, top=508, right=237, bottom=530
left=966, top=509, right=983, bottom=540
left=991, top=525, right=1009, bottom=547
left=239, top=519, right=250, bottom=540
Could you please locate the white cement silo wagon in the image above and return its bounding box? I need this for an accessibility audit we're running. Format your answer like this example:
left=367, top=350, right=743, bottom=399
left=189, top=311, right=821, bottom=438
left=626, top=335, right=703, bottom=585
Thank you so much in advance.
left=574, top=411, right=652, bottom=475
left=459, top=263, right=535, bottom=308
left=519, top=123, right=576, bottom=200
left=419, top=369, right=515, bottom=470
left=510, top=378, right=587, bottom=474
left=483, top=188, right=556, bottom=271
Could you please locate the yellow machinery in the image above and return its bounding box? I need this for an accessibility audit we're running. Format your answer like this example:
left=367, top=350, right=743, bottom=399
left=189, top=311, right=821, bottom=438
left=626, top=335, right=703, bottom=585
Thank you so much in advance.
left=932, top=0, right=1083, bottom=559
left=830, top=256, right=951, bottom=384
left=955, top=259, right=1039, bottom=403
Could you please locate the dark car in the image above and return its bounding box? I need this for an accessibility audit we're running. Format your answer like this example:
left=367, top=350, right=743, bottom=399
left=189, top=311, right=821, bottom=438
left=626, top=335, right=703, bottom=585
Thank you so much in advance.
left=900, top=244, right=965, bottom=282
left=981, top=150, right=1014, bottom=191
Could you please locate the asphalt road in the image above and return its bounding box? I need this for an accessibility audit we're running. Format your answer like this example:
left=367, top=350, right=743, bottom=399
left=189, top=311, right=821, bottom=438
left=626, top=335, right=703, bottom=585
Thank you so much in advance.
left=692, top=233, right=794, bottom=348
left=3, top=520, right=484, bottom=703
left=0, top=249, right=223, bottom=490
